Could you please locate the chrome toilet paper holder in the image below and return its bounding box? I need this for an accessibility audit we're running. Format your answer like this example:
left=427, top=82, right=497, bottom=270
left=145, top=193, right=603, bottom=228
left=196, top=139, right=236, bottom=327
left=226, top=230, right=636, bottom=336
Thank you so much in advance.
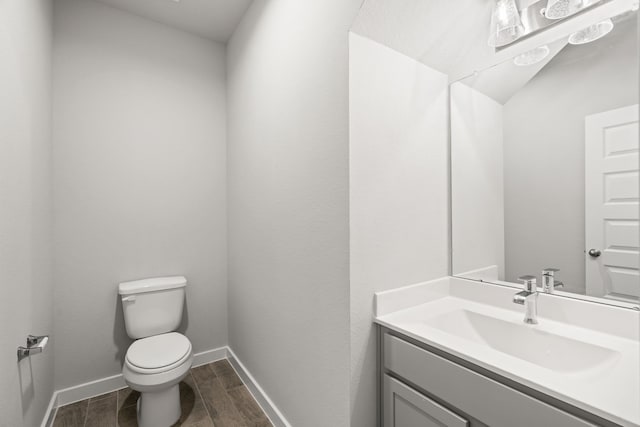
left=17, top=335, right=49, bottom=362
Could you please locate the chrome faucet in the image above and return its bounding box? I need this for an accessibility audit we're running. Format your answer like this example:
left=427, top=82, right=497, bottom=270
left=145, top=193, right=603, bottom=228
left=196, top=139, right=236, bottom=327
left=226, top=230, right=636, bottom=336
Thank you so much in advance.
left=513, top=275, right=538, bottom=324
left=542, top=268, right=563, bottom=293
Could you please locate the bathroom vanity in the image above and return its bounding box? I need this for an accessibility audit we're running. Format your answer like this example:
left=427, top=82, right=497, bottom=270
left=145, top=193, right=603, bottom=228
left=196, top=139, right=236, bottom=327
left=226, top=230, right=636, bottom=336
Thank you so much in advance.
left=375, top=277, right=640, bottom=427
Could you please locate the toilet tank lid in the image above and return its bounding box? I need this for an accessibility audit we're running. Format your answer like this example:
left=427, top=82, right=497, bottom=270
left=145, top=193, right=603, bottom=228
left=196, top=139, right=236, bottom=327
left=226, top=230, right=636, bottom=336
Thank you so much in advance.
left=118, top=276, right=187, bottom=295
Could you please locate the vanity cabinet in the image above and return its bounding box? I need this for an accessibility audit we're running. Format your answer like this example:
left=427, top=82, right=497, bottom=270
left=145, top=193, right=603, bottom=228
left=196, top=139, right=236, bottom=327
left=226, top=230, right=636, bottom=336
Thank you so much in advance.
left=380, top=329, right=612, bottom=427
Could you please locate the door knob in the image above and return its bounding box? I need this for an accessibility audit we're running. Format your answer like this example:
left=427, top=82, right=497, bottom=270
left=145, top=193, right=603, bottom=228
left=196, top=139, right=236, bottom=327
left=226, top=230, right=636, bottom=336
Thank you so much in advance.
left=588, top=249, right=601, bottom=258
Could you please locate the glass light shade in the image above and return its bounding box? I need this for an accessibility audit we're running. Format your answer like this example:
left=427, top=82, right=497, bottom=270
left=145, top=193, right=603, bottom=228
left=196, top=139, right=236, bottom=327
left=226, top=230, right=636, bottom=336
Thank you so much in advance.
left=488, top=0, right=525, bottom=47
left=568, top=19, right=614, bottom=44
left=544, top=0, right=586, bottom=19
left=513, top=45, right=551, bottom=66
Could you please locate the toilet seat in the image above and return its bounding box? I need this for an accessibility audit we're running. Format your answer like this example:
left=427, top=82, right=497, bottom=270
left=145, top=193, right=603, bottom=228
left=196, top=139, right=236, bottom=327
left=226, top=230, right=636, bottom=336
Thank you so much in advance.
left=125, top=332, right=192, bottom=374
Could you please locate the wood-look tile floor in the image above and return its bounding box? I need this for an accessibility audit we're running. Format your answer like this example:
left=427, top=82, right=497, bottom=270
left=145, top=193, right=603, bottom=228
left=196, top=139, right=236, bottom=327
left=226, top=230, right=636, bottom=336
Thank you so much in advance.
left=52, top=359, right=273, bottom=427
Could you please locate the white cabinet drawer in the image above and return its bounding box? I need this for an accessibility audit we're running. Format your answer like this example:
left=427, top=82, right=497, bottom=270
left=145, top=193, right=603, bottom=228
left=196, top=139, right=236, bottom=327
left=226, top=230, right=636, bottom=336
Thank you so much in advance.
left=384, top=334, right=597, bottom=427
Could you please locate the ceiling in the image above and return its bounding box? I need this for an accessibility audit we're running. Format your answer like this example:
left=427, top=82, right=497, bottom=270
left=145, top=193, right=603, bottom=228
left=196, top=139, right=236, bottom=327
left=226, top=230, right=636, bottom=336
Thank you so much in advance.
left=95, top=0, right=253, bottom=42
left=350, top=0, right=563, bottom=81
left=350, top=0, right=496, bottom=81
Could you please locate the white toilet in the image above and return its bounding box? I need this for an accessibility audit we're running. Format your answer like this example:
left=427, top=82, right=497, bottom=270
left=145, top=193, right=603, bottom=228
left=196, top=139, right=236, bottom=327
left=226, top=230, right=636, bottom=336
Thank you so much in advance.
left=119, top=276, right=193, bottom=427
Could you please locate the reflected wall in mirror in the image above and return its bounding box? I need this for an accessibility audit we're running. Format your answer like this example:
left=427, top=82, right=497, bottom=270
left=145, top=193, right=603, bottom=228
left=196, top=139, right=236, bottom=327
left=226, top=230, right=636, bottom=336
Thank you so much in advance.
left=451, top=7, right=639, bottom=306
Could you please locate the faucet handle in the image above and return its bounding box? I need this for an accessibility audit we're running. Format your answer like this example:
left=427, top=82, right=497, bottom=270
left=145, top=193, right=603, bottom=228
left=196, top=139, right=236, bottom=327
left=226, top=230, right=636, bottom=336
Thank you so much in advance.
left=517, top=275, right=537, bottom=292
left=542, top=268, right=559, bottom=276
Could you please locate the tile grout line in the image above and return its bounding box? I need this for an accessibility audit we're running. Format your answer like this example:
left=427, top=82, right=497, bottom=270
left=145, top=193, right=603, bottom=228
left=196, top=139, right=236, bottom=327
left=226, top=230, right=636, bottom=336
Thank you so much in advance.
left=224, top=380, right=253, bottom=425
left=212, top=362, right=247, bottom=425
left=217, top=375, right=245, bottom=425
left=224, top=359, right=274, bottom=426
left=189, top=369, right=215, bottom=425
left=114, top=389, right=119, bottom=427
left=82, top=399, right=89, bottom=427
left=217, top=361, right=268, bottom=426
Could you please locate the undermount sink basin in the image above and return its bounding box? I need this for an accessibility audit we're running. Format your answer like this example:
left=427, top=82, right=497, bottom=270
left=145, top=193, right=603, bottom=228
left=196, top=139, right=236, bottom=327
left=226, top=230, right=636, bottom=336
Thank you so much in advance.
left=423, top=309, right=620, bottom=373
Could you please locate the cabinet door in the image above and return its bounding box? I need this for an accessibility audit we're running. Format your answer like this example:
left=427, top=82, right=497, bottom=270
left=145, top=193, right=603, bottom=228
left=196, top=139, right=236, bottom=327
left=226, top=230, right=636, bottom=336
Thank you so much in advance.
left=384, top=375, right=469, bottom=427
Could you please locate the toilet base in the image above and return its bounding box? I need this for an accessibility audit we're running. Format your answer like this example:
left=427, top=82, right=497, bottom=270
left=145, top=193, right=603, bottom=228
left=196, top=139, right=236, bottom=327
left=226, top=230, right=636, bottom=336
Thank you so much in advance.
left=136, top=383, right=181, bottom=427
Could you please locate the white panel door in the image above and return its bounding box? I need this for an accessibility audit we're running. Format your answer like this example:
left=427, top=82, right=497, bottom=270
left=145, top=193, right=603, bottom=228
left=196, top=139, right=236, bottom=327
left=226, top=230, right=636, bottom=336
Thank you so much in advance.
left=585, top=104, right=639, bottom=302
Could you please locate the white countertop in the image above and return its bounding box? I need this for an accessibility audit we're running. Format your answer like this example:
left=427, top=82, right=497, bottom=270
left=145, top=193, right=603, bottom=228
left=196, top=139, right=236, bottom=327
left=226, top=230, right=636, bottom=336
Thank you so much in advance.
left=374, top=276, right=640, bottom=427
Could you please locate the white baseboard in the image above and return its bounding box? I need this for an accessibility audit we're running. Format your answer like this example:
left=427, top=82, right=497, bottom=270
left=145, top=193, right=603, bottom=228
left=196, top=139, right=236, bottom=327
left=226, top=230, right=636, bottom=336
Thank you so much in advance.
left=227, top=347, right=291, bottom=427
left=40, top=392, right=58, bottom=427
left=56, top=373, right=127, bottom=407
left=192, top=346, right=227, bottom=367
left=41, top=345, right=288, bottom=427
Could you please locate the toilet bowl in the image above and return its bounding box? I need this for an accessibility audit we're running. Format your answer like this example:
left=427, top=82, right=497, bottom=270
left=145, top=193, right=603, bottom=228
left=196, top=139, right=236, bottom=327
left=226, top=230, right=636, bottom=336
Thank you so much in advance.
left=122, top=332, right=193, bottom=427
left=119, top=276, right=192, bottom=427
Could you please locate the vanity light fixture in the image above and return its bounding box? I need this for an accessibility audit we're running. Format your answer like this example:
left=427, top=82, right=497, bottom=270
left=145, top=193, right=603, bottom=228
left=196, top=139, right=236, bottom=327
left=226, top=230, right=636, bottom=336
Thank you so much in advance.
left=568, top=18, right=614, bottom=44
left=544, top=0, right=586, bottom=19
left=513, top=45, right=551, bottom=66
left=488, top=0, right=525, bottom=47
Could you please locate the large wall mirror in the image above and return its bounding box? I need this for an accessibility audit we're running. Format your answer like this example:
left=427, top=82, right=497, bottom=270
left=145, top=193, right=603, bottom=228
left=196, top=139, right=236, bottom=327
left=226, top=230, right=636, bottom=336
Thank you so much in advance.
left=451, top=4, right=639, bottom=307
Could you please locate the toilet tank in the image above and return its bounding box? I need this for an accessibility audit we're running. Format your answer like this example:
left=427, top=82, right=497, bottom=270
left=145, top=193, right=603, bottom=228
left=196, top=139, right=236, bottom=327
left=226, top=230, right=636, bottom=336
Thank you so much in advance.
left=118, top=276, right=187, bottom=339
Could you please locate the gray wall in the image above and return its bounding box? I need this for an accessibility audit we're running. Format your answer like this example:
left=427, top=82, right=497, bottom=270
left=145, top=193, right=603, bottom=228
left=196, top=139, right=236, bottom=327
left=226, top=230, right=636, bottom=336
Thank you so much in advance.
left=349, top=33, right=449, bottom=427
left=504, top=18, right=638, bottom=293
left=53, top=0, right=228, bottom=390
left=227, top=1, right=362, bottom=425
left=0, top=1, right=54, bottom=426
left=451, top=83, right=505, bottom=280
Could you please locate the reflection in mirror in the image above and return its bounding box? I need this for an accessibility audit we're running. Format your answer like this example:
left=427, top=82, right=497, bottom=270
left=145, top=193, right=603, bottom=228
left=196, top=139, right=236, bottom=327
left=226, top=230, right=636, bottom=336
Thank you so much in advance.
left=451, top=7, right=639, bottom=307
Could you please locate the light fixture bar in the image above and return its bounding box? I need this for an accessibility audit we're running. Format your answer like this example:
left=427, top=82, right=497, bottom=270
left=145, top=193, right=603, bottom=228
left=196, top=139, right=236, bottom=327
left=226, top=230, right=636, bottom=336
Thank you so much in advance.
left=491, top=0, right=605, bottom=49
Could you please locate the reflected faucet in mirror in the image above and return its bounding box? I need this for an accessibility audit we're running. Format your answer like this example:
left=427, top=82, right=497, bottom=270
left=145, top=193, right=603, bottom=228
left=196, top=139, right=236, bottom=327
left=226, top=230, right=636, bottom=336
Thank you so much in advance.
left=542, top=268, right=564, bottom=294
